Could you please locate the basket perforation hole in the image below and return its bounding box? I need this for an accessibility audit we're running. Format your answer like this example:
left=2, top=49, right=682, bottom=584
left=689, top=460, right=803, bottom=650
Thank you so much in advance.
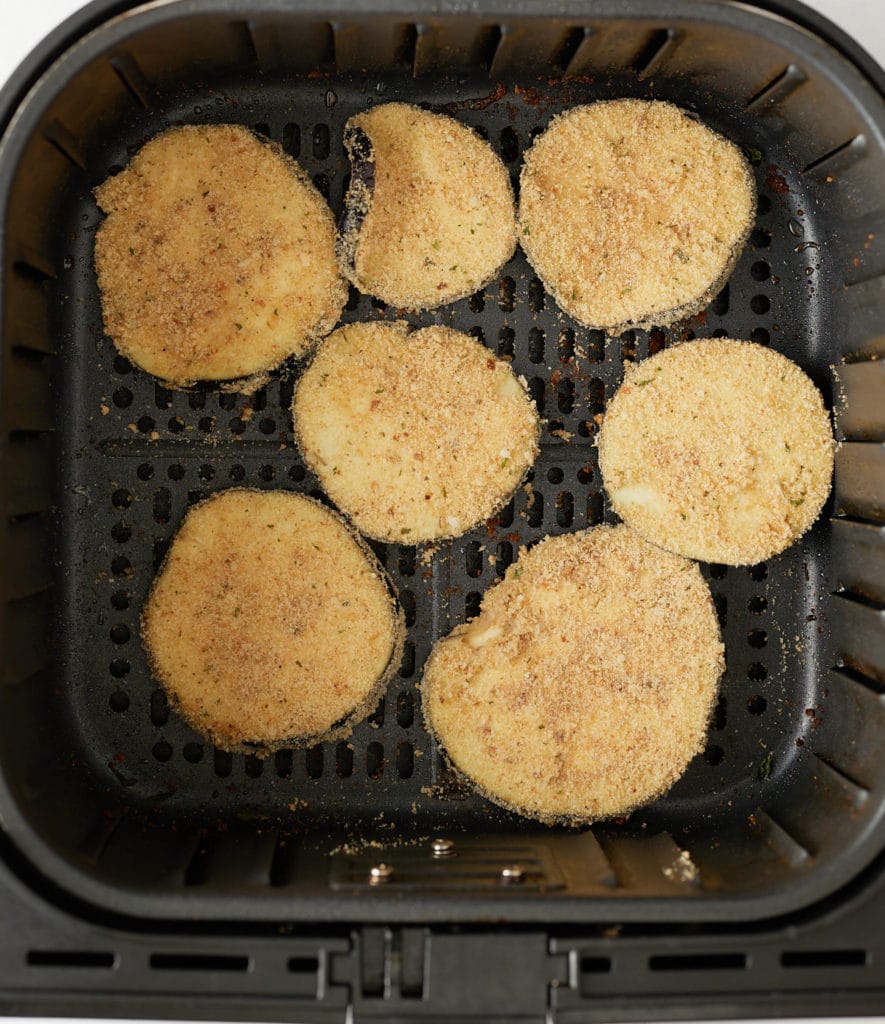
left=150, top=689, right=169, bottom=727
left=556, top=491, right=574, bottom=528
left=751, top=327, right=770, bottom=345
left=218, top=393, right=236, bottom=411
left=113, top=355, right=132, bottom=375
left=748, top=628, right=767, bottom=648
left=213, top=749, right=232, bottom=778
left=558, top=328, right=575, bottom=362
left=712, top=328, right=729, bottom=338
left=747, top=662, right=768, bottom=682
left=396, top=741, right=414, bottom=779
left=366, top=742, right=384, bottom=779
left=757, top=194, right=772, bottom=215
left=113, top=387, right=133, bottom=408
left=111, top=590, right=130, bottom=610
left=497, top=326, right=515, bottom=358
left=245, top=755, right=263, bottom=778
left=586, top=330, right=604, bottom=362
left=401, top=590, right=416, bottom=628
left=528, top=327, right=545, bottom=363
left=111, top=521, right=132, bottom=544
left=396, top=691, right=415, bottom=728
left=621, top=332, right=636, bottom=361
left=500, top=125, right=519, bottom=163
left=709, top=285, right=730, bottom=317
left=527, top=492, right=544, bottom=528
left=468, top=290, right=485, bottom=313
left=495, top=540, right=514, bottom=577
left=497, top=499, right=514, bottom=529
left=528, top=277, right=545, bottom=312
left=152, top=539, right=169, bottom=570
left=750, top=294, right=771, bottom=314
left=747, top=694, right=767, bottom=715
left=312, top=123, right=330, bottom=159
left=259, top=418, right=276, bottom=436
left=528, top=377, right=545, bottom=415
left=704, top=744, right=724, bottom=766
left=465, top=591, right=482, bottom=619
left=749, top=563, right=768, bottom=581
left=399, top=641, right=415, bottom=679
left=109, top=658, right=129, bottom=678
left=152, top=489, right=171, bottom=524
left=751, top=227, right=771, bottom=249
left=713, top=593, right=727, bottom=627
left=275, top=749, right=292, bottom=778
left=398, top=546, right=416, bottom=577
left=137, top=415, right=155, bottom=434
left=283, top=122, right=301, bottom=157
left=258, top=464, right=275, bottom=482
left=556, top=378, right=575, bottom=414
left=748, top=595, right=768, bottom=614
left=152, top=740, right=172, bottom=762
left=577, top=467, right=593, bottom=485
left=167, top=464, right=185, bottom=481
left=109, top=690, right=129, bottom=712
left=709, top=563, right=727, bottom=580
left=187, top=489, right=207, bottom=506
left=586, top=377, right=605, bottom=407
left=648, top=327, right=667, bottom=355
left=336, top=742, right=354, bottom=778
left=110, top=623, right=130, bottom=645
left=198, top=416, right=216, bottom=433
left=587, top=492, right=603, bottom=525
left=472, top=124, right=488, bottom=141
left=368, top=698, right=385, bottom=729
left=465, top=541, right=483, bottom=578
left=183, top=742, right=203, bottom=764
left=137, top=462, right=154, bottom=481
left=711, top=694, right=727, bottom=730
left=289, top=464, right=306, bottom=483
left=188, top=392, right=206, bottom=410
left=168, top=416, right=185, bottom=434
left=751, top=260, right=771, bottom=281
left=154, top=384, right=173, bottom=410
left=313, top=172, right=330, bottom=199
left=198, top=464, right=215, bottom=481
left=229, top=464, right=245, bottom=482
left=306, top=746, right=324, bottom=779
left=111, top=555, right=131, bottom=576
left=498, top=276, right=515, bottom=312
left=547, top=467, right=564, bottom=484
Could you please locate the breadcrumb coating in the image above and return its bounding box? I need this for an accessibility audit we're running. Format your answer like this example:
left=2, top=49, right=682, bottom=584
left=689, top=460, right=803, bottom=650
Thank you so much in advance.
left=423, top=525, right=724, bottom=823
left=518, top=100, right=755, bottom=332
left=294, top=321, right=540, bottom=543
left=143, top=489, right=403, bottom=752
left=339, top=102, right=517, bottom=310
left=597, top=339, right=835, bottom=565
left=95, top=124, right=346, bottom=386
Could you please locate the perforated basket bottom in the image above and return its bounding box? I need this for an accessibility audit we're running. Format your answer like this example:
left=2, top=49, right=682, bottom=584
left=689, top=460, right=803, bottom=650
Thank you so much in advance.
left=53, top=69, right=834, bottom=841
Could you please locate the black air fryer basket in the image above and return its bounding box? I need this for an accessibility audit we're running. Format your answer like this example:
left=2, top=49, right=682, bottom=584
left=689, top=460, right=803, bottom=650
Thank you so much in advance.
left=0, top=0, right=884, bottom=1018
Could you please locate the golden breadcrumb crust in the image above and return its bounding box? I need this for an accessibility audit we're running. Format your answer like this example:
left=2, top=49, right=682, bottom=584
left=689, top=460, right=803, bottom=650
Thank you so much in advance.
left=95, top=124, right=347, bottom=387
left=423, top=525, right=724, bottom=823
left=518, top=100, right=755, bottom=332
left=293, top=321, right=540, bottom=543
left=143, top=489, right=403, bottom=752
left=339, top=102, right=517, bottom=310
left=597, top=339, right=835, bottom=565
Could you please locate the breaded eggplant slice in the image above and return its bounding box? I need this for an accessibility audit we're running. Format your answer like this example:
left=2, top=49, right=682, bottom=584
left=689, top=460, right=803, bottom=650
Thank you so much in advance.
left=338, top=102, right=517, bottom=310
left=597, top=339, right=835, bottom=565
left=423, top=525, right=724, bottom=824
left=143, top=489, right=403, bottom=752
left=293, top=321, right=539, bottom=543
left=95, top=124, right=347, bottom=388
left=518, top=100, right=755, bottom=332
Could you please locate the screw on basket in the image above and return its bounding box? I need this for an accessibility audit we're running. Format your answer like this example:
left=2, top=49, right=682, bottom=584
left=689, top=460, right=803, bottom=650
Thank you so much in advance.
left=368, top=863, right=394, bottom=885
left=500, top=865, right=525, bottom=884
left=430, top=837, right=455, bottom=858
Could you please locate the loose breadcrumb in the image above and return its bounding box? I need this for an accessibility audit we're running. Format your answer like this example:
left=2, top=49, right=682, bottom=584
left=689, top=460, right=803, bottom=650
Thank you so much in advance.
left=597, top=338, right=835, bottom=565
left=518, top=100, right=755, bottom=332
left=339, top=103, right=517, bottom=310
left=143, top=489, right=403, bottom=752
left=423, top=525, right=724, bottom=823
left=95, top=124, right=347, bottom=387
left=293, top=321, right=540, bottom=542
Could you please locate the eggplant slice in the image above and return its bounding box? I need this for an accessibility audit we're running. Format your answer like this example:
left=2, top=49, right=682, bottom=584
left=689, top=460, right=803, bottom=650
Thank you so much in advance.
left=338, top=103, right=517, bottom=310
left=143, top=489, right=404, bottom=753
left=423, top=525, right=724, bottom=824
left=95, top=124, right=347, bottom=388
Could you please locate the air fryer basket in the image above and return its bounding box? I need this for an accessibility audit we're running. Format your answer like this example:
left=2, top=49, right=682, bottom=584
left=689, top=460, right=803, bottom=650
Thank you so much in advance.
left=0, top=0, right=884, bottom=954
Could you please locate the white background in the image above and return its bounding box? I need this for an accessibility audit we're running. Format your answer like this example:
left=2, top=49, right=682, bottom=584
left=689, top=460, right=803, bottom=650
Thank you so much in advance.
left=0, top=2, right=882, bottom=1024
